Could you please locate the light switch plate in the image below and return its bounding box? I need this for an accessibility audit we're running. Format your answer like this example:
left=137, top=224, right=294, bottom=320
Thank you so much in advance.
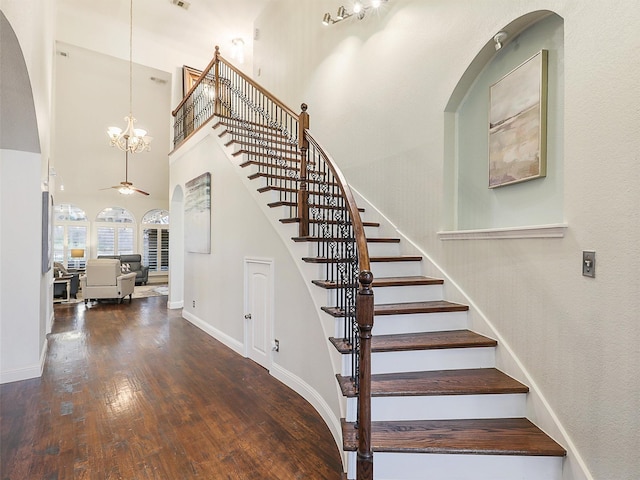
left=582, top=251, right=596, bottom=278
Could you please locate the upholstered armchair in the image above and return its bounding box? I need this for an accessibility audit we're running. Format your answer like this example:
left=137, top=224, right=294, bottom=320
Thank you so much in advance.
left=53, top=262, right=80, bottom=299
left=80, top=259, right=136, bottom=304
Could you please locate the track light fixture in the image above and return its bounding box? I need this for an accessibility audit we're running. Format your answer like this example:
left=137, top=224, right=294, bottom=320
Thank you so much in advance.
left=322, top=0, right=389, bottom=25
left=493, top=31, right=508, bottom=51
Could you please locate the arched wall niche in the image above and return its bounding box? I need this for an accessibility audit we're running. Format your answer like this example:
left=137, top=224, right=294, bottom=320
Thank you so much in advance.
left=443, top=11, right=565, bottom=231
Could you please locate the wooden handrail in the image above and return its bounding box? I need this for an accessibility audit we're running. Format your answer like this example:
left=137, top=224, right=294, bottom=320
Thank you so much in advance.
left=172, top=53, right=374, bottom=479
left=171, top=47, right=219, bottom=117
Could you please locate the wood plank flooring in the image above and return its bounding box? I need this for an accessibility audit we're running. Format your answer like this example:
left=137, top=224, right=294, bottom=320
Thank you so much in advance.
left=1, top=297, right=344, bottom=479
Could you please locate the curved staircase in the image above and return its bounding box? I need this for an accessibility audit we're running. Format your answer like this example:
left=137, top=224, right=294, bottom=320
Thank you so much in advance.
left=215, top=116, right=565, bottom=479
left=174, top=50, right=566, bottom=479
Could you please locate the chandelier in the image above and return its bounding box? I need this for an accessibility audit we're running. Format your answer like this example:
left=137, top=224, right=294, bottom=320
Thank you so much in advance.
left=107, top=0, right=152, bottom=153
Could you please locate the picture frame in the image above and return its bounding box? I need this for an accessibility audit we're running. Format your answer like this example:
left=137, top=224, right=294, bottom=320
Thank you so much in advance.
left=183, top=65, right=202, bottom=97
left=185, top=172, right=211, bottom=254
left=488, top=50, right=548, bottom=188
left=41, top=191, right=52, bottom=273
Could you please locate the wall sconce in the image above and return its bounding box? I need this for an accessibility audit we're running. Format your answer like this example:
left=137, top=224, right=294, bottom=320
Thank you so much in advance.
left=322, top=0, right=389, bottom=25
left=493, top=31, right=508, bottom=51
left=231, top=38, right=245, bottom=63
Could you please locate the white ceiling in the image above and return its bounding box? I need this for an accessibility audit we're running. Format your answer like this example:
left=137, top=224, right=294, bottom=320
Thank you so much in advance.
left=50, top=0, right=273, bottom=212
left=56, top=0, right=272, bottom=71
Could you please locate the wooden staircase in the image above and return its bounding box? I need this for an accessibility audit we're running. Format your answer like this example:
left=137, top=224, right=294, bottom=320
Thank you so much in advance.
left=212, top=116, right=566, bottom=479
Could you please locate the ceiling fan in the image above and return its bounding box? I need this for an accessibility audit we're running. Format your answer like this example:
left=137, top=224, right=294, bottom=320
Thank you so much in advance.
left=102, top=149, right=149, bottom=196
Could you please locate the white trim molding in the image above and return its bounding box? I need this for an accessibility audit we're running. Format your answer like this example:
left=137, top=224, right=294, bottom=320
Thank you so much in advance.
left=438, top=223, right=568, bottom=240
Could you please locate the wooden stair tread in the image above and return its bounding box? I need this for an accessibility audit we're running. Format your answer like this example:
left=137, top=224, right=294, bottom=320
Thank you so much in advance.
left=336, top=368, right=525, bottom=397
left=268, top=201, right=364, bottom=212
left=260, top=185, right=345, bottom=195
left=216, top=124, right=290, bottom=138
left=248, top=173, right=337, bottom=187
left=234, top=150, right=301, bottom=162
left=321, top=300, right=466, bottom=317
left=292, top=236, right=399, bottom=243
left=341, top=418, right=566, bottom=456
left=226, top=139, right=299, bottom=153
left=312, top=276, right=442, bottom=289
left=240, top=160, right=304, bottom=170
left=213, top=118, right=289, bottom=136
left=330, top=329, right=496, bottom=354
left=304, top=255, right=420, bottom=265
left=375, top=300, right=468, bottom=315
left=280, top=217, right=378, bottom=228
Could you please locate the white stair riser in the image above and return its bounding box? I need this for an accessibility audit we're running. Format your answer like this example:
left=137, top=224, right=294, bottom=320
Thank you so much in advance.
left=346, top=452, right=563, bottom=480
left=371, top=261, right=422, bottom=277
left=324, top=283, right=443, bottom=306
left=373, top=284, right=443, bottom=304
left=366, top=242, right=401, bottom=258
left=370, top=347, right=495, bottom=375
left=333, top=311, right=468, bottom=338
left=346, top=393, right=527, bottom=422
left=340, top=347, right=495, bottom=376
left=371, top=311, right=469, bottom=335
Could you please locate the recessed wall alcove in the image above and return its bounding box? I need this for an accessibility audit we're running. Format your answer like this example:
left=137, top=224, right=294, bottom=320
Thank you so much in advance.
left=443, top=11, right=564, bottom=233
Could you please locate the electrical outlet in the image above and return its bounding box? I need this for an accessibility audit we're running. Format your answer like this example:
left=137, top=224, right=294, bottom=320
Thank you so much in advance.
left=192, top=300, right=196, bottom=308
left=272, top=339, right=280, bottom=352
left=582, top=251, right=596, bottom=278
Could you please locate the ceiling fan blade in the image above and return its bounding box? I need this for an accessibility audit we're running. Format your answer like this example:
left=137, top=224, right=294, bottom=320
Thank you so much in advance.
left=99, top=186, right=123, bottom=190
left=130, top=186, right=150, bottom=196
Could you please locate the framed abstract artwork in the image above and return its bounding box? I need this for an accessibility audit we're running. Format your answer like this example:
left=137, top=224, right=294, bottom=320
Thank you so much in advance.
left=489, top=50, right=548, bottom=188
left=185, top=172, right=211, bottom=254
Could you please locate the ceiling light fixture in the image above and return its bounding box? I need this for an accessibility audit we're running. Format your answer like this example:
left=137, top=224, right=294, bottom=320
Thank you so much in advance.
left=107, top=0, right=152, bottom=153
left=322, top=0, right=389, bottom=25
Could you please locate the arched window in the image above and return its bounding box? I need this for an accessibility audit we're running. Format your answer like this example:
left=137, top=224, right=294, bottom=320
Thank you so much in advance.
left=53, top=204, right=89, bottom=269
left=141, top=209, right=170, bottom=273
left=95, top=207, right=136, bottom=256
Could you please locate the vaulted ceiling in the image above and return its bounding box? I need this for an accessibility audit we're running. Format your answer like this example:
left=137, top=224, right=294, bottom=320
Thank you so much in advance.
left=56, top=0, right=272, bottom=71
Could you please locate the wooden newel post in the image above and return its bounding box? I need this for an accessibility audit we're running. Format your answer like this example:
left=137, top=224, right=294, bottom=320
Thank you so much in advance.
left=214, top=45, right=221, bottom=116
left=357, top=270, right=374, bottom=480
left=297, top=103, right=310, bottom=238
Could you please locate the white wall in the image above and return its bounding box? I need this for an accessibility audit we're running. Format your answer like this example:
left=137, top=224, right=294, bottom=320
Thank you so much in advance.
left=169, top=128, right=344, bottom=443
left=253, top=1, right=640, bottom=479
left=1, top=1, right=56, bottom=383
left=0, top=151, right=47, bottom=383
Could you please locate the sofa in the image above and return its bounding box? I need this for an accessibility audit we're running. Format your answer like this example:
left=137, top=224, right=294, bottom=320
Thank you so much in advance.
left=97, top=254, right=149, bottom=285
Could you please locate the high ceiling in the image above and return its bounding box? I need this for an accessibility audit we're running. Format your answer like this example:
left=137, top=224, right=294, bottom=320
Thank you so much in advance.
left=56, top=0, right=272, bottom=71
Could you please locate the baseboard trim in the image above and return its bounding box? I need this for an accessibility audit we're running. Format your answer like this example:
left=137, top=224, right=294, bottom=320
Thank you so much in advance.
left=167, top=300, right=184, bottom=310
left=180, top=310, right=342, bottom=453
left=269, top=362, right=342, bottom=451
left=182, top=310, right=243, bottom=355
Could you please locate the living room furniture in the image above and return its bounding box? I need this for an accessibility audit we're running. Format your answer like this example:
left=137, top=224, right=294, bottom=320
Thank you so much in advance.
left=80, top=259, right=136, bottom=304
left=53, top=262, right=80, bottom=300
left=98, top=254, right=149, bottom=285
left=53, top=275, right=74, bottom=303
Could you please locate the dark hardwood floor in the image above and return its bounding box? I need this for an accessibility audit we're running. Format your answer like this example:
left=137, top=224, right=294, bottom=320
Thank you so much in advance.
left=1, top=296, right=344, bottom=479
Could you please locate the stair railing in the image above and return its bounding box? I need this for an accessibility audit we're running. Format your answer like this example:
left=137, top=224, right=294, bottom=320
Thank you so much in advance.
left=172, top=47, right=374, bottom=479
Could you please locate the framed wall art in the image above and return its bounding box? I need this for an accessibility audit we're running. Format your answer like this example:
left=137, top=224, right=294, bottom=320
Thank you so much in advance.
left=489, top=50, right=548, bottom=188
left=183, top=65, right=202, bottom=97
left=185, top=172, right=211, bottom=254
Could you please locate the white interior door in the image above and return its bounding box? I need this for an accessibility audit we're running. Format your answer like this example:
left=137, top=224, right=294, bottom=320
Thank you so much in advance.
left=244, top=259, right=273, bottom=369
